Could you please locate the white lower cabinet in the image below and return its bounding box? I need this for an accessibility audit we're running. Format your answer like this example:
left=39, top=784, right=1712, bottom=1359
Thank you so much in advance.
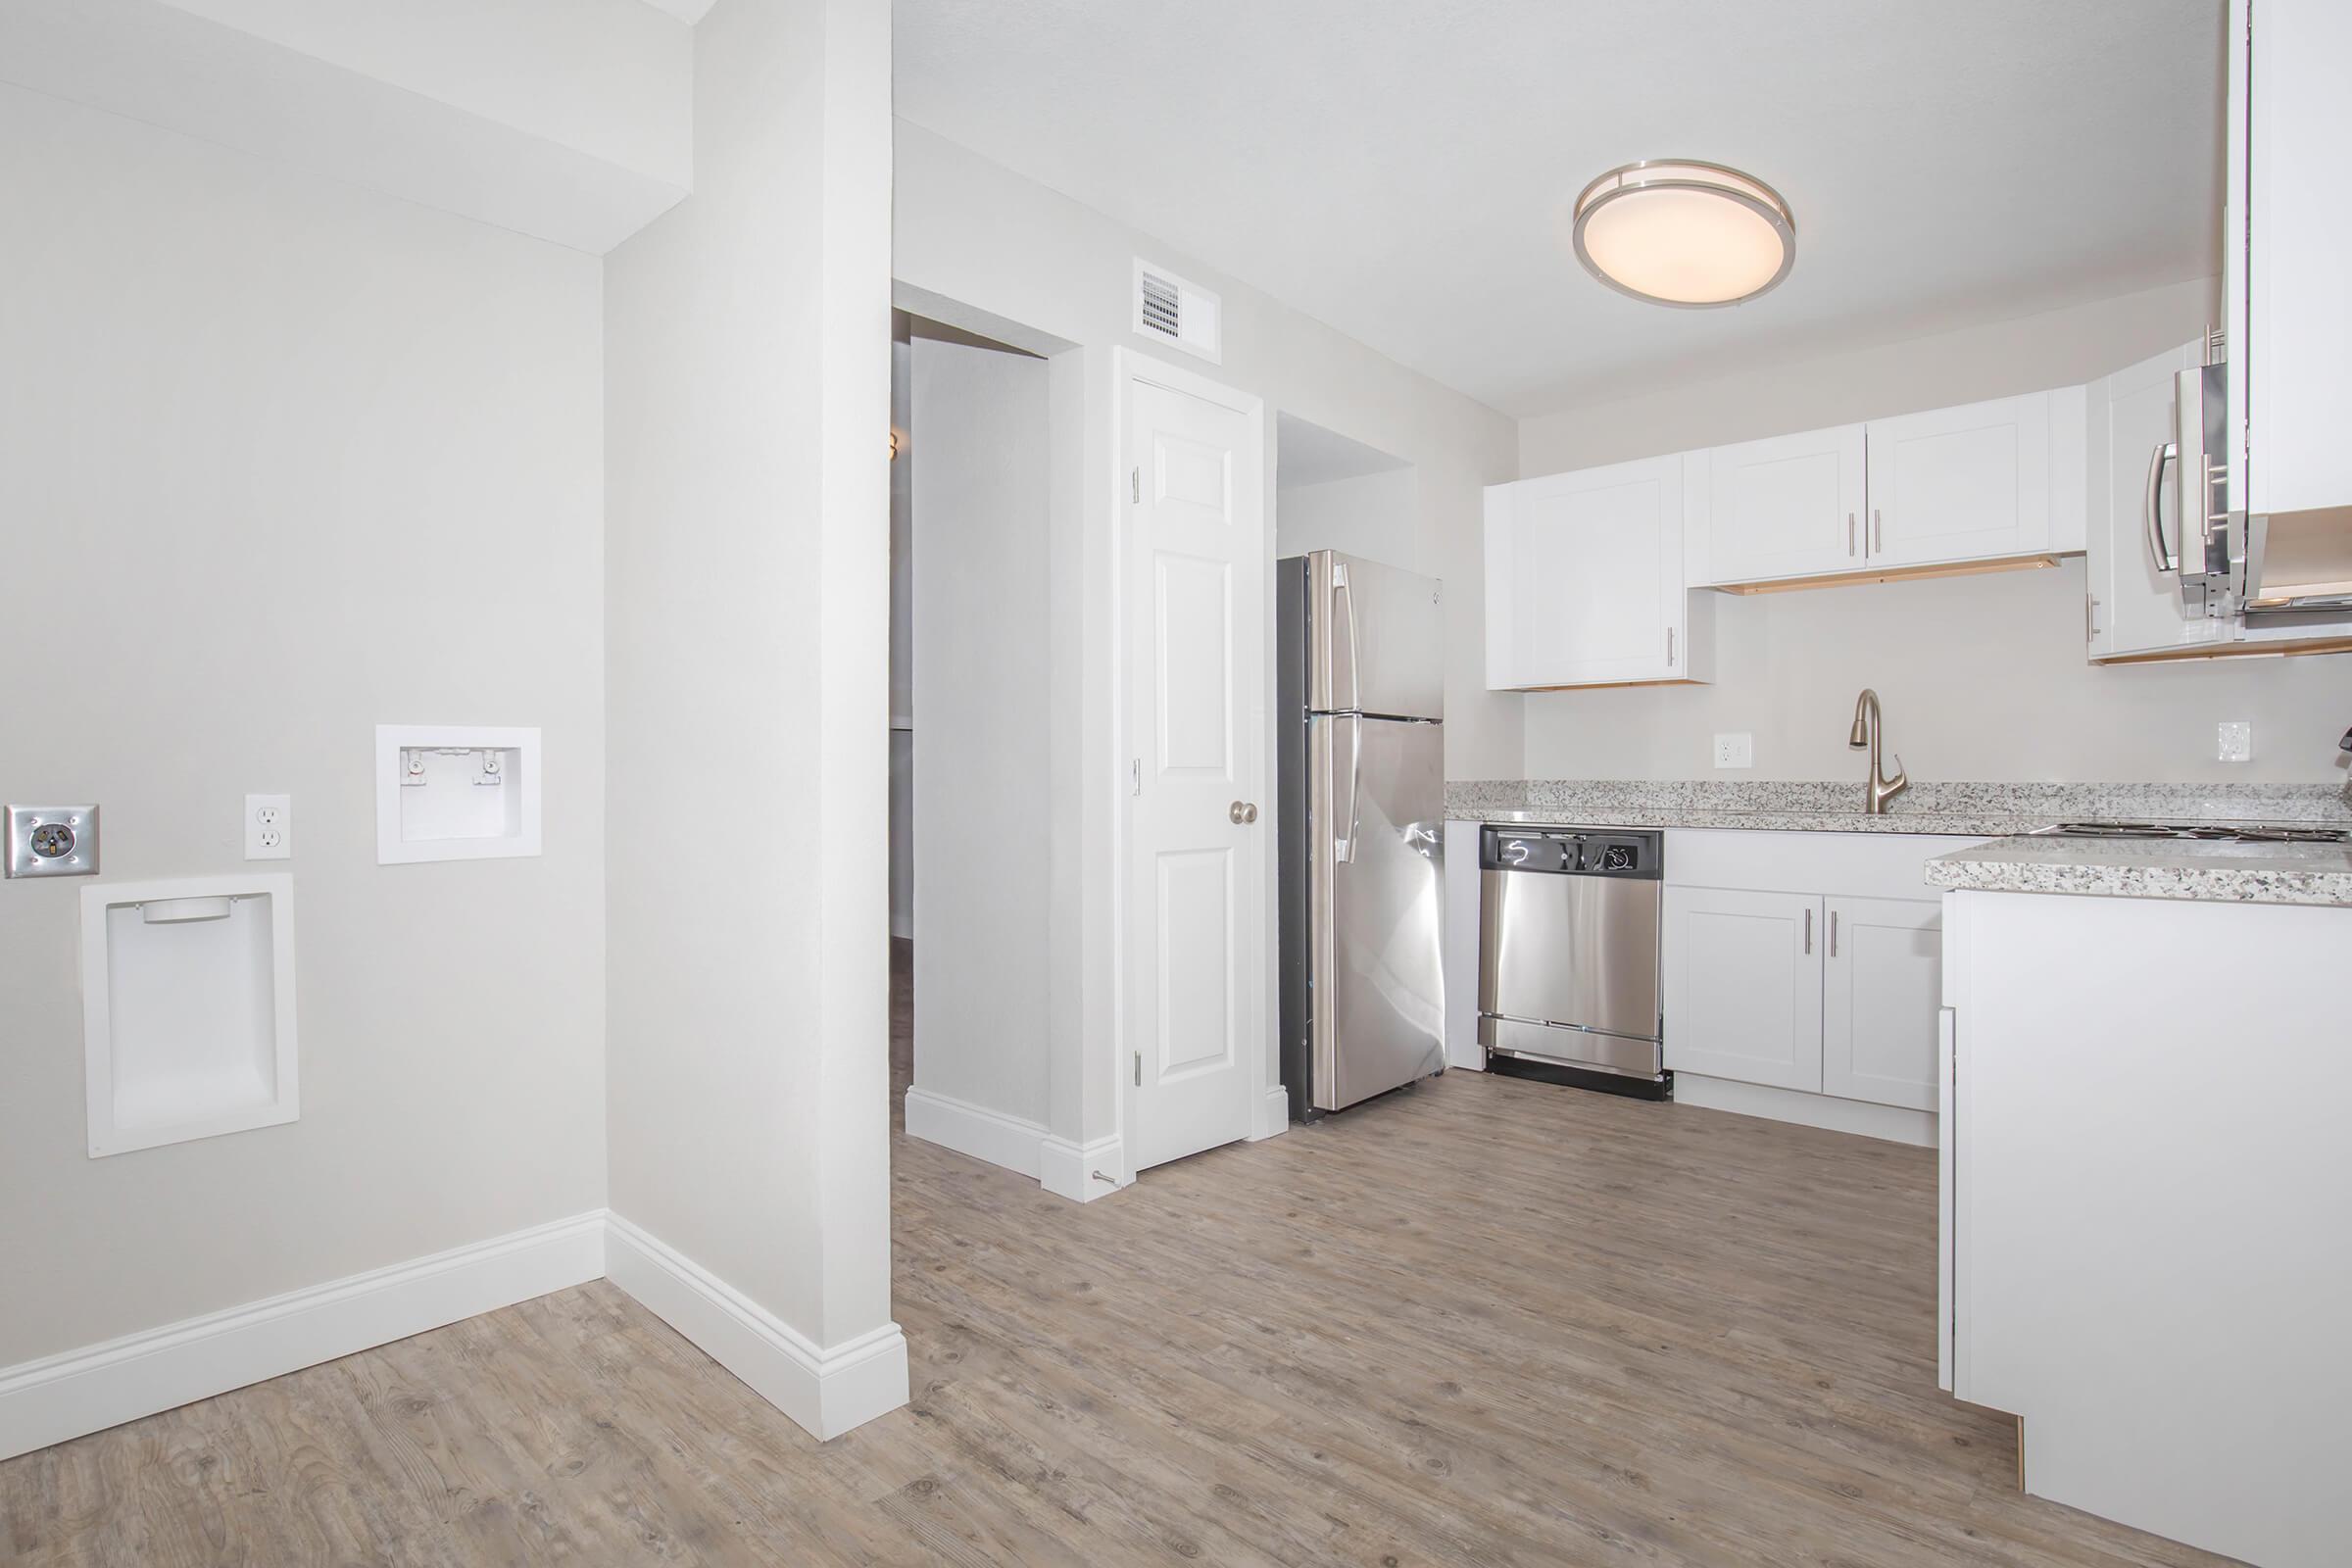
left=1664, top=867, right=1943, bottom=1112
left=1821, top=896, right=1942, bottom=1109
left=1662, top=887, right=1822, bottom=1091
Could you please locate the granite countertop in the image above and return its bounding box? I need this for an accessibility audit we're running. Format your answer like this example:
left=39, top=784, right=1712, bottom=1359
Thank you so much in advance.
left=1471, top=805, right=2048, bottom=836
left=1926, top=835, right=2352, bottom=908
left=1446, top=778, right=2352, bottom=840
left=1446, top=779, right=2352, bottom=906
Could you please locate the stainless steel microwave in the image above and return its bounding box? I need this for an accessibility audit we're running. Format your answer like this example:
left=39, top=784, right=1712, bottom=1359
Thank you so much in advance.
left=2157, top=353, right=2352, bottom=625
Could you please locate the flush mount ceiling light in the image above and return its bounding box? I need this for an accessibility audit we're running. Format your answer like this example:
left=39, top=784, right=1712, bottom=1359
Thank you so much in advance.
left=1571, top=160, right=1795, bottom=308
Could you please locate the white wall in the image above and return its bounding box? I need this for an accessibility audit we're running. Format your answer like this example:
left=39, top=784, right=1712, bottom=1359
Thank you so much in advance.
left=1516, top=278, right=2352, bottom=784
left=605, top=0, right=899, bottom=1389
left=0, top=84, right=606, bottom=1366
left=908, top=336, right=1053, bottom=1127
left=894, top=121, right=1519, bottom=1167
left=1275, top=468, right=1418, bottom=568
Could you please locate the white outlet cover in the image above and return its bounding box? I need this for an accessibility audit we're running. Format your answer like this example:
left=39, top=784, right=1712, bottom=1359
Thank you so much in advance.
left=2217, top=721, right=2252, bottom=763
left=245, top=793, right=292, bottom=859
left=1712, top=732, right=1755, bottom=769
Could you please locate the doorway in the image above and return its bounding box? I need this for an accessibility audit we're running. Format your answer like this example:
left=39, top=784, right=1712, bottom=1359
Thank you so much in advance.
left=891, top=313, right=1055, bottom=1171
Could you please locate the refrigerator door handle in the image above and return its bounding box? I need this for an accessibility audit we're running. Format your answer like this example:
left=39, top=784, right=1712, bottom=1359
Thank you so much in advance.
left=1332, top=714, right=1360, bottom=863
left=1332, top=560, right=1359, bottom=714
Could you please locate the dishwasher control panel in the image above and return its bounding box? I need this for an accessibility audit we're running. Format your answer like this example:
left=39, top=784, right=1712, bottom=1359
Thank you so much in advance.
left=1479, top=825, right=1660, bottom=879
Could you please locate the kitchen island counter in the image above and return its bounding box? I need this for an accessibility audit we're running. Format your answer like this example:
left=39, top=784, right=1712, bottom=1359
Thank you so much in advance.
left=1926, top=832, right=2352, bottom=907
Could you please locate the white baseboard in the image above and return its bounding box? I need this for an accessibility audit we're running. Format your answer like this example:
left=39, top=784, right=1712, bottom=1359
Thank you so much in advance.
left=903, top=1086, right=1047, bottom=1180
left=1675, top=1073, right=1937, bottom=1148
left=0, top=1210, right=606, bottom=1462
left=1038, top=1132, right=1125, bottom=1201
left=603, top=1213, right=906, bottom=1442
left=1250, top=1084, right=1292, bottom=1141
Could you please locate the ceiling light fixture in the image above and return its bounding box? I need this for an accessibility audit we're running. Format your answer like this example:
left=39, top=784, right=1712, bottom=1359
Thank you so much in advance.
left=1571, top=160, right=1795, bottom=308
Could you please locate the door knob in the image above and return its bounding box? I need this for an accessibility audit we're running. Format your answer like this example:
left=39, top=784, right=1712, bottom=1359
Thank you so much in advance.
left=1229, top=801, right=1258, bottom=824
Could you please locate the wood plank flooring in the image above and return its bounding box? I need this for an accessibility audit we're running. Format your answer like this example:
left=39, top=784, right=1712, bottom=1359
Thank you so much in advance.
left=1, top=950, right=2235, bottom=1566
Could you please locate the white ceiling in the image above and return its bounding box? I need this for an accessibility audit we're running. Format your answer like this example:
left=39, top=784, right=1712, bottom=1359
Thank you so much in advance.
left=894, top=0, right=2224, bottom=418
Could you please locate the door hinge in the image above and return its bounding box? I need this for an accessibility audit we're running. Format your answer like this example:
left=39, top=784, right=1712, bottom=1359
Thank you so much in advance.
left=1133, top=1051, right=1142, bottom=1087
left=1130, top=466, right=1140, bottom=504
left=1130, top=758, right=1142, bottom=796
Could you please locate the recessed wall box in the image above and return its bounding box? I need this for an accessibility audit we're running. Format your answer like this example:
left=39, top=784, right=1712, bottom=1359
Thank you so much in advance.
left=79, top=873, right=298, bottom=1157
left=375, top=724, right=542, bottom=864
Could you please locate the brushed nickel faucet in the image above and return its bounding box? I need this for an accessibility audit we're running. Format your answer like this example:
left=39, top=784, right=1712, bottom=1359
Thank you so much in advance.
left=1848, top=689, right=1909, bottom=815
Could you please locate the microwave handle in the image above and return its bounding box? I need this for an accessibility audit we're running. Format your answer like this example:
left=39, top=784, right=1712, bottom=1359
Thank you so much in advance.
left=2144, top=440, right=2178, bottom=574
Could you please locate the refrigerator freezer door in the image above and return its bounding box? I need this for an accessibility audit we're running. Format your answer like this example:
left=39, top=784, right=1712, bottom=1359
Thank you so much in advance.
left=1310, top=713, right=1446, bottom=1110
left=1307, top=551, right=1445, bottom=720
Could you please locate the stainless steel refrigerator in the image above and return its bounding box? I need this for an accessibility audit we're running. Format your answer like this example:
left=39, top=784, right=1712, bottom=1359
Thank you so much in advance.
left=1276, top=550, right=1446, bottom=1120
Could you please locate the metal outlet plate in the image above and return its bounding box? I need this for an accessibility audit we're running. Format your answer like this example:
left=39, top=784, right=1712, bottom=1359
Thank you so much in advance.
left=6, top=805, right=100, bottom=878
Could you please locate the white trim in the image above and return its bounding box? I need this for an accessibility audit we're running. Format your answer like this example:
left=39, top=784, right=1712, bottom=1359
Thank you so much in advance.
left=632, top=0, right=715, bottom=22
left=0, top=1211, right=605, bottom=1462
left=1250, top=1085, right=1292, bottom=1142
left=1039, top=1133, right=1128, bottom=1202
left=903, top=1086, right=1048, bottom=1180
left=1674, top=1073, right=1937, bottom=1148
left=1119, top=345, right=1259, bottom=415
left=603, top=1213, right=906, bottom=1442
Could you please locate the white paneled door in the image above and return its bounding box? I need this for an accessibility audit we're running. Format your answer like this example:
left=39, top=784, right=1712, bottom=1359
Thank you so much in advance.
left=1125, top=368, right=1264, bottom=1174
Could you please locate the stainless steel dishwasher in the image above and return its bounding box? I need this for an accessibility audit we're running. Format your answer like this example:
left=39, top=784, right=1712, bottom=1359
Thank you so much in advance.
left=1476, top=824, right=1668, bottom=1099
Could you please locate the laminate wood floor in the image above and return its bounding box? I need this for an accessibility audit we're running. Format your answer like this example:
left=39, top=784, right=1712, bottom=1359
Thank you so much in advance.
left=3, top=950, right=2234, bottom=1567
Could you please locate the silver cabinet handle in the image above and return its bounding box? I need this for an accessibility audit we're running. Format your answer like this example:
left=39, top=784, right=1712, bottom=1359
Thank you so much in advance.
left=2085, top=593, right=2100, bottom=641
left=1872, top=509, right=1883, bottom=555
left=1666, top=626, right=1675, bottom=666
left=1846, top=513, right=1856, bottom=557
left=2145, top=440, right=2179, bottom=573
left=1830, top=909, right=1839, bottom=958
left=1803, top=907, right=1813, bottom=955
left=1228, top=801, right=1258, bottom=824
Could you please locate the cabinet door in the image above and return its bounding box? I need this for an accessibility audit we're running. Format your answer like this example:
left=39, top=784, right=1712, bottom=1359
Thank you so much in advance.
left=1484, top=455, right=1688, bottom=689
left=1822, top=896, right=1941, bottom=1109
left=2088, top=342, right=2232, bottom=661
left=1700, top=424, right=1867, bottom=584
left=2245, top=0, right=2352, bottom=516
left=1662, top=887, right=1823, bottom=1091
left=1865, top=392, right=2053, bottom=568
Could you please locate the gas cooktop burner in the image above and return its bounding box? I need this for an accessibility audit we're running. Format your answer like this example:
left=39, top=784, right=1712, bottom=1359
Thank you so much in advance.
left=2033, top=821, right=2352, bottom=845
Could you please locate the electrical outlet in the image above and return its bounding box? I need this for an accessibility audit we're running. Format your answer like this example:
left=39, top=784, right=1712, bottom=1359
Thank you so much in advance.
left=245, top=793, right=292, bottom=858
left=2217, top=721, right=2252, bottom=764
left=1712, top=732, right=1754, bottom=769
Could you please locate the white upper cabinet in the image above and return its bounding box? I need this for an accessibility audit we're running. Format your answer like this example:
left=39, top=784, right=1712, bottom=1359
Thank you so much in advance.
left=1697, top=425, right=1868, bottom=585
left=1864, top=390, right=2075, bottom=569
left=2085, top=341, right=2232, bottom=662
left=2239, top=0, right=2352, bottom=518
left=1483, top=456, right=1711, bottom=689
left=1684, top=388, right=2089, bottom=589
